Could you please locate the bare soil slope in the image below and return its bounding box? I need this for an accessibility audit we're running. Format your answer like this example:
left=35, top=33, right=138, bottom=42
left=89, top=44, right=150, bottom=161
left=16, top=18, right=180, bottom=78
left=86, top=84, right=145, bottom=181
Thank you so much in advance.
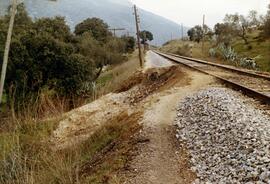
left=51, top=51, right=218, bottom=183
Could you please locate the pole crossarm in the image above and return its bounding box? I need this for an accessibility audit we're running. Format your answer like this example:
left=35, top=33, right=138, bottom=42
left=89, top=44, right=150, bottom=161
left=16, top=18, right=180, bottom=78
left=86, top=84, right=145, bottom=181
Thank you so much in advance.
left=108, top=28, right=126, bottom=36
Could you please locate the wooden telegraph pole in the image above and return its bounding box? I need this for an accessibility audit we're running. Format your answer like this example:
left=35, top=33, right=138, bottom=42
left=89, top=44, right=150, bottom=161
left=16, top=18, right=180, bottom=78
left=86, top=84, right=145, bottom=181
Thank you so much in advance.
left=0, top=0, right=17, bottom=104
left=134, top=5, right=143, bottom=68
left=202, top=14, right=205, bottom=54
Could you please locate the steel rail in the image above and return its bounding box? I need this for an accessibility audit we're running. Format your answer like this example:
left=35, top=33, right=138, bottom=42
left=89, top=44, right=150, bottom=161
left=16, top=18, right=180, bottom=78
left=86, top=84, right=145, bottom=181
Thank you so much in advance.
left=153, top=50, right=270, bottom=104
left=161, top=51, right=270, bottom=81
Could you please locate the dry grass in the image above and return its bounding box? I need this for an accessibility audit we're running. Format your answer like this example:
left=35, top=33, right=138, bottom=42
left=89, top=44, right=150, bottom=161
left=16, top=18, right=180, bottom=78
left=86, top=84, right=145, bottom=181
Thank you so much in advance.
left=0, top=110, right=142, bottom=184
left=161, top=39, right=212, bottom=59
left=94, top=51, right=141, bottom=99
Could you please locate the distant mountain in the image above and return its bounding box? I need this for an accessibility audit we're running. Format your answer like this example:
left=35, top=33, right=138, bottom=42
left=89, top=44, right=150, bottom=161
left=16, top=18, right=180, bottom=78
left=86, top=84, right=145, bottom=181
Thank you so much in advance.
left=0, top=0, right=188, bottom=45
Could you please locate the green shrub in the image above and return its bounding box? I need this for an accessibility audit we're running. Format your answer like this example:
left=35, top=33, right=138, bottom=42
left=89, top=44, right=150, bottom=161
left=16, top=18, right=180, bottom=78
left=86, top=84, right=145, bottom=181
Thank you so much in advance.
left=218, top=43, right=237, bottom=62
left=176, top=44, right=190, bottom=56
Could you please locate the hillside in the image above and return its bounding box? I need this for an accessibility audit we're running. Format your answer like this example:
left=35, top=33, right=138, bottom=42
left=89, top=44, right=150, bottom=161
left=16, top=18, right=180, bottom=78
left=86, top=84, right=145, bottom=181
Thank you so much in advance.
left=161, top=32, right=270, bottom=72
left=0, top=0, right=188, bottom=45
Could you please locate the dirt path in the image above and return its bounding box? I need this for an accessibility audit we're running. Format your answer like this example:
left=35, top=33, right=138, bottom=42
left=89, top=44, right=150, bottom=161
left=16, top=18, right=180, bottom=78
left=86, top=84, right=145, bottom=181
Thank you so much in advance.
left=122, top=52, right=218, bottom=184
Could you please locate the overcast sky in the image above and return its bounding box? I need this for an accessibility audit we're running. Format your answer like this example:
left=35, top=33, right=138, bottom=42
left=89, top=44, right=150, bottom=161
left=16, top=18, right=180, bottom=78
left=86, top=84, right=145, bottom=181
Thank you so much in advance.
left=130, top=0, right=269, bottom=28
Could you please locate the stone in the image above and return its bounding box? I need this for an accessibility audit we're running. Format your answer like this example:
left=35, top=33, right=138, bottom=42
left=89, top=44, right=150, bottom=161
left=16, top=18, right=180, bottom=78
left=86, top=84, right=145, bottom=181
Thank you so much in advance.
left=174, top=87, right=270, bottom=183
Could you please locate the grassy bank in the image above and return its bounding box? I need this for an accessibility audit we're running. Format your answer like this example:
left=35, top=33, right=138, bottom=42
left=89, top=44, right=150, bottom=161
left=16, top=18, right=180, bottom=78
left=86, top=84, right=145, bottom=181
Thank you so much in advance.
left=0, top=112, right=141, bottom=184
left=161, top=32, right=270, bottom=72
left=0, top=53, right=141, bottom=184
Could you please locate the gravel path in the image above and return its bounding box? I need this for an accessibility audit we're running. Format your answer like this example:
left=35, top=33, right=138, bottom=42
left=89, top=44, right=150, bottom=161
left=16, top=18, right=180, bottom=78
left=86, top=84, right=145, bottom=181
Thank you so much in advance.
left=175, top=87, right=270, bottom=183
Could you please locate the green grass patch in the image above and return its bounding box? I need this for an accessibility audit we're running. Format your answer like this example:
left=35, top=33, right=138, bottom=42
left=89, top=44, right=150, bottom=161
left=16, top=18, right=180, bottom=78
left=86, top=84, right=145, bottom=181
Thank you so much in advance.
left=161, top=31, right=270, bottom=72
left=233, top=37, right=270, bottom=71
left=97, top=73, right=113, bottom=87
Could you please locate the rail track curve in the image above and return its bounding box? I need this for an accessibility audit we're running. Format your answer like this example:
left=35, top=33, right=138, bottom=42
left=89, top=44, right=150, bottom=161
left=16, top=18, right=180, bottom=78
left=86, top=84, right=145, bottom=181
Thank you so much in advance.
left=153, top=50, right=270, bottom=104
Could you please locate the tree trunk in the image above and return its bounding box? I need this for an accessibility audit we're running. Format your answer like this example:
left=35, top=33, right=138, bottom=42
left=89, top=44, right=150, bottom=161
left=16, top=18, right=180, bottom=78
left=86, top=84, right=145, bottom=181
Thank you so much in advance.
left=241, top=26, right=248, bottom=44
left=94, top=66, right=103, bottom=81
left=0, top=0, right=17, bottom=104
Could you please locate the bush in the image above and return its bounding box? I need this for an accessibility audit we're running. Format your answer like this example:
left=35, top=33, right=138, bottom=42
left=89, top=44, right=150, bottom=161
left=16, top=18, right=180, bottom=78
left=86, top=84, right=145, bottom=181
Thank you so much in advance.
left=6, top=32, right=94, bottom=103
left=121, top=36, right=135, bottom=53
left=239, top=57, right=257, bottom=69
left=176, top=44, right=191, bottom=57
left=209, top=48, right=217, bottom=57
left=218, top=43, right=237, bottom=62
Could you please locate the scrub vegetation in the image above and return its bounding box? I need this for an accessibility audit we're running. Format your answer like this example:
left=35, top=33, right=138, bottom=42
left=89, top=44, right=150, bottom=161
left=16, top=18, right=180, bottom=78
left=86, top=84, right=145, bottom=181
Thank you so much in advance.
left=161, top=4, right=270, bottom=72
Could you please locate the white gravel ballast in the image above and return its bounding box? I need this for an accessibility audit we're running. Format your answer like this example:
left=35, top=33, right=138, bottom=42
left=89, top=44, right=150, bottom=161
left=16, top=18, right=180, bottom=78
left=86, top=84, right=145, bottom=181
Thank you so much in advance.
left=175, top=87, right=270, bottom=183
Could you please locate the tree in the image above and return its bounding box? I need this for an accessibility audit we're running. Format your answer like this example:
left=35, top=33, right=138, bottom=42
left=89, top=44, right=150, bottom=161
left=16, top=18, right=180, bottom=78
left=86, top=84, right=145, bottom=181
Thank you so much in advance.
left=0, top=5, right=96, bottom=106
left=0, top=3, right=128, bottom=108
left=248, top=10, right=260, bottom=27
left=187, top=25, right=203, bottom=43
left=139, top=30, right=153, bottom=44
left=203, top=25, right=213, bottom=40
left=224, top=13, right=250, bottom=44
left=33, top=17, right=72, bottom=41
left=214, top=23, right=234, bottom=47
left=75, top=33, right=126, bottom=81
left=263, top=4, right=270, bottom=38
left=74, top=17, right=112, bottom=42
left=7, top=32, right=94, bottom=101
left=267, top=4, right=270, bottom=19
left=239, top=15, right=250, bottom=44
left=264, top=19, right=270, bottom=38
left=121, top=35, right=135, bottom=53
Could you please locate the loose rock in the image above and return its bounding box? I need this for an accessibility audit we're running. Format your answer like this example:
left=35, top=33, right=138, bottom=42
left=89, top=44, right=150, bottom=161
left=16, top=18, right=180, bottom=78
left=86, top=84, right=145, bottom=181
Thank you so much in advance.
left=175, top=87, right=270, bottom=183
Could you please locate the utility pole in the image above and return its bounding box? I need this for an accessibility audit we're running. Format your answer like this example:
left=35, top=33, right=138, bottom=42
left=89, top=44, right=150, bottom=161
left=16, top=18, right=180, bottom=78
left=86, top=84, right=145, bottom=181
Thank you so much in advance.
left=0, top=0, right=17, bottom=104
left=143, top=31, right=147, bottom=53
left=134, top=5, right=143, bottom=68
left=202, top=14, right=205, bottom=54
left=108, top=28, right=125, bottom=37
left=181, top=23, right=184, bottom=40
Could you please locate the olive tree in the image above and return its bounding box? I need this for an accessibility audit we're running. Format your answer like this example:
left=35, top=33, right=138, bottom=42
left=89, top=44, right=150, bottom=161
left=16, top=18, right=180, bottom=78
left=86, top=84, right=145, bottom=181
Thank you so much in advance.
left=74, top=17, right=112, bottom=42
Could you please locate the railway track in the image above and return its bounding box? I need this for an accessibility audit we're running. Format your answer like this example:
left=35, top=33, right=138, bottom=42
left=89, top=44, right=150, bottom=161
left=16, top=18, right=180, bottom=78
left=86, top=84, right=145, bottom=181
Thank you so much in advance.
left=153, top=51, right=270, bottom=104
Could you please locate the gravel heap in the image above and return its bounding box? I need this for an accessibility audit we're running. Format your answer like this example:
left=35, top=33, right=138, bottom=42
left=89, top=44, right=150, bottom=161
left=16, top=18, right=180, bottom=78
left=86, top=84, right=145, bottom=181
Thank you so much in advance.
left=175, top=87, right=270, bottom=183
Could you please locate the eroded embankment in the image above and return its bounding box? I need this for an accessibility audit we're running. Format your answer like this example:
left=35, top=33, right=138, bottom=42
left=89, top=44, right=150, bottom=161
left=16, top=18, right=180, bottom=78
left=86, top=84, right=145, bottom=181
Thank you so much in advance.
left=51, top=65, right=185, bottom=150
left=49, top=61, right=207, bottom=183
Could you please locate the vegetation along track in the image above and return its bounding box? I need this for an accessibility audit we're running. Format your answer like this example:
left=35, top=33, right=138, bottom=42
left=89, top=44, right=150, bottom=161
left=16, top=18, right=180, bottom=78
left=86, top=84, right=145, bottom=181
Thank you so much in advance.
left=154, top=50, right=270, bottom=104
